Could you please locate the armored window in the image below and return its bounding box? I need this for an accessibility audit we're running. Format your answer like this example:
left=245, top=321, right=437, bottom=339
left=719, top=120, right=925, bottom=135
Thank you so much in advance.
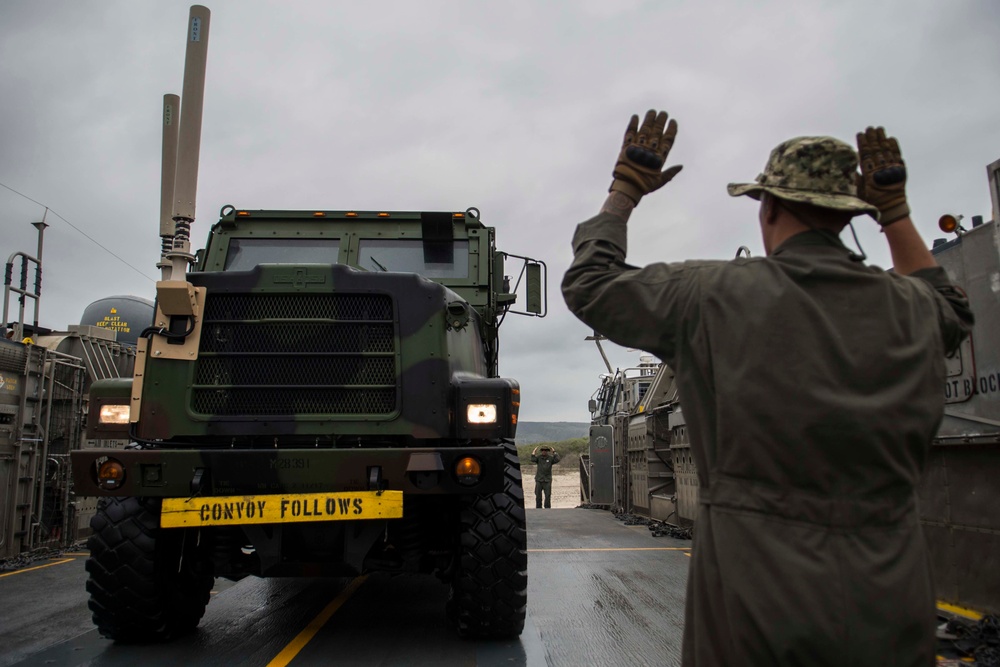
left=224, top=238, right=341, bottom=271
left=358, top=239, right=470, bottom=279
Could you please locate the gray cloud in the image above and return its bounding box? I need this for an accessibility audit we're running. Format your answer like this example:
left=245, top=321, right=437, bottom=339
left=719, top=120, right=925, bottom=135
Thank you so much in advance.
left=2, top=0, right=997, bottom=422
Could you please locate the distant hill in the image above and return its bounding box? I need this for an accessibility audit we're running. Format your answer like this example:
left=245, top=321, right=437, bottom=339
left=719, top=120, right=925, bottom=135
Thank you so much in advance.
left=515, top=421, right=589, bottom=445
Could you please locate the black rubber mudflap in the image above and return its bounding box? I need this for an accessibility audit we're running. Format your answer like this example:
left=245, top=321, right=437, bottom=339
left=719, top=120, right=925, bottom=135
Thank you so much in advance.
left=450, top=440, right=528, bottom=638
left=86, top=497, right=213, bottom=642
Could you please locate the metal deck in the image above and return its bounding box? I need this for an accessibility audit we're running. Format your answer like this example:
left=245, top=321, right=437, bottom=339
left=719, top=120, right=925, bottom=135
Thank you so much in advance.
left=0, top=508, right=692, bottom=667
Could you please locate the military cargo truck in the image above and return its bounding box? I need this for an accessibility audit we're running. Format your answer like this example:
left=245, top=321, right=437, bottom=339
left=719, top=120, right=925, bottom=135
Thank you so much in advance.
left=70, top=6, right=545, bottom=642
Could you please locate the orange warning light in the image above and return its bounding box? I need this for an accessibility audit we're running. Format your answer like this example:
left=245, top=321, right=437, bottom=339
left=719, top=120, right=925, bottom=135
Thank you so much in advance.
left=939, top=214, right=960, bottom=233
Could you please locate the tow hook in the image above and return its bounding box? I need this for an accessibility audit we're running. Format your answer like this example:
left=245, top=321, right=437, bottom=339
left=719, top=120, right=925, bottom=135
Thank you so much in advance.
left=368, top=466, right=385, bottom=495
left=190, top=467, right=209, bottom=496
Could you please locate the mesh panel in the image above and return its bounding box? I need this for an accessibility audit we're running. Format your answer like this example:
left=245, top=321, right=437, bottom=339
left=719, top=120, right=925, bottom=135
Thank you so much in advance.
left=203, top=294, right=393, bottom=321
left=199, top=322, right=394, bottom=354
left=192, top=387, right=397, bottom=415
left=193, top=293, right=397, bottom=416
left=196, top=356, right=396, bottom=386
left=0, top=340, right=27, bottom=373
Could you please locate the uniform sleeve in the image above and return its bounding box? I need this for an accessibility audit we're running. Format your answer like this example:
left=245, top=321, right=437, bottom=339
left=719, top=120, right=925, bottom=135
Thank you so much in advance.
left=561, top=212, right=708, bottom=364
left=552, top=452, right=561, bottom=464
left=530, top=454, right=538, bottom=464
left=908, top=266, right=975, bottom=354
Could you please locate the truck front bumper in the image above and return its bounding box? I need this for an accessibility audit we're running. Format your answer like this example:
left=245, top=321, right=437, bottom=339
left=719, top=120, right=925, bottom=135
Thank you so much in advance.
left=71, top=446, right=506, bottom=498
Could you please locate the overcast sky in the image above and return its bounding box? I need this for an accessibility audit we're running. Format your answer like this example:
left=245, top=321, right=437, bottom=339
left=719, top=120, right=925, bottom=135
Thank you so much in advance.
left=2, top=1, right=998, bottom=423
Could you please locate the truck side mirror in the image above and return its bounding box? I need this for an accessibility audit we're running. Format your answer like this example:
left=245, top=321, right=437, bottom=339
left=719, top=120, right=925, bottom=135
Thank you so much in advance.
left=588, top=399, right=598, bottom=412
left=495, top=253, right=546, bottom=317
left=526, top=262, right=542, bottom=315
left=494, top=252, right=506, bottom=292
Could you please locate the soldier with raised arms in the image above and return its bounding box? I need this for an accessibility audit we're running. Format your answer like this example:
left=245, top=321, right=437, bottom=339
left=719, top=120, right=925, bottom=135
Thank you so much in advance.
left=530, top=445, right=561, bottom=509
left=562, top=110, right=973, bottom=665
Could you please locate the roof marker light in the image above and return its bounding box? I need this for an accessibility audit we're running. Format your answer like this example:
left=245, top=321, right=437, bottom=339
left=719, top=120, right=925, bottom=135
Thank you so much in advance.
left=313, top=212, right=326, bottom=217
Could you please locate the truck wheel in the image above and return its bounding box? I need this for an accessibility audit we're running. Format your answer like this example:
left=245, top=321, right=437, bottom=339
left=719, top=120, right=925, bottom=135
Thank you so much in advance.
left=85, top=497, right=213, bottom=642
left=450, top=440, right=528, bottom=638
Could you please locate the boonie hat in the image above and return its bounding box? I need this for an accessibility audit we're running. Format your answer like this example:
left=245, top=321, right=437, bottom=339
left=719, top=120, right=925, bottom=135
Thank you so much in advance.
left=727, top=136, right=878, bottom=217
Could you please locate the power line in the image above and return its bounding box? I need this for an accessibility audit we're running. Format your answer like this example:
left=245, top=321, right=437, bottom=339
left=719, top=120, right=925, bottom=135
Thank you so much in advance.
left=0, top=180, right=156, bottom=283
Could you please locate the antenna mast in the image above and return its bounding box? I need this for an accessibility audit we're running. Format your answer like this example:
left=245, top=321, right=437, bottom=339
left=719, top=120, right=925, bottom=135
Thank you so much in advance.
left=158, top=94, right=180, bottom=279
left=166, top=5, right=210, bottom=280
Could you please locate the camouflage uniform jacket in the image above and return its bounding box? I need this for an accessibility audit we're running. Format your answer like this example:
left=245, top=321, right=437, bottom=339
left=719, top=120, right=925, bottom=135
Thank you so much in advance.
left=562, top=214, right=973, bottom=666
left=530, top=451, right=561, bottom=482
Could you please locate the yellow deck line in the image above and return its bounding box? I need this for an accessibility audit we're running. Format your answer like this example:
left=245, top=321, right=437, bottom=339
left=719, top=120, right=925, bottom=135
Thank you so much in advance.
left=266, top=576, right=367, bottom=667
left=529, top=547, right=691, bottom=552
left=936, top=601, right=984, bottom=621
left=0, top=558, right=75, bottom=579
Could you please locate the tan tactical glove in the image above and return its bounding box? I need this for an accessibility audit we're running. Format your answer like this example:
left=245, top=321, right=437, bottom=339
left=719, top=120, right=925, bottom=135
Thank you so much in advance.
left=856, top=126, right=910, bottom=226
left=610, top=109, right=683, bottom=204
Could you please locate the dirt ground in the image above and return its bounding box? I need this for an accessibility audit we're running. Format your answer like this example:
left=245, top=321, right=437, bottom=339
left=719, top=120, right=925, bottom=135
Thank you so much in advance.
left=521, top=467, right=581, bottom=509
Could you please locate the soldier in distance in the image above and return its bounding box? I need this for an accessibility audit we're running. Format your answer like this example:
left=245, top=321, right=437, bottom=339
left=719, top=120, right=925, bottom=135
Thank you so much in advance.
left=562, top=110, right=973, bottom=666
left=530, top=446, right=561, bottom=509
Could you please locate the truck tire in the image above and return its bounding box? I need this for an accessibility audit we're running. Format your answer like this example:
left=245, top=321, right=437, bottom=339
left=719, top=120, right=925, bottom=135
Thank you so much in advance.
left=85, top=496, right=213, bottom=642
left=450, top=440, right=528, bottom=638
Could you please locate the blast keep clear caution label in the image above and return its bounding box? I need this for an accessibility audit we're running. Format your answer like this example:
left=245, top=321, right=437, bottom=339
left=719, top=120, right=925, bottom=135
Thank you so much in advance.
left=160, top=491, right=403, bottom=528
left=96, top=307, right=131, bottom=335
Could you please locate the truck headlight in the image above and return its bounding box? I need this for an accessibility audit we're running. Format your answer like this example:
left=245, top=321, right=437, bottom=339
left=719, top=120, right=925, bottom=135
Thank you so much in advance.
left=87, top=378, right=135, bottom=439
left=99, top=404, right=131, bottom=424
left=453, top=377, right=518, bottom=439
left=466, top=404, right=497, bottom=424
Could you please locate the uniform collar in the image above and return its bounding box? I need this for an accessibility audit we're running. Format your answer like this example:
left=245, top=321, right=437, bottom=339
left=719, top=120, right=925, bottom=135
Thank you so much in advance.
left=771, top=229, right=853, bottom=257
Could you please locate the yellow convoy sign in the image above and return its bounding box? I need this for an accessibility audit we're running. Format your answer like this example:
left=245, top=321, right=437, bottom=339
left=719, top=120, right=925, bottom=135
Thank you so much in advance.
left=160, top=491, right=404, bottom=528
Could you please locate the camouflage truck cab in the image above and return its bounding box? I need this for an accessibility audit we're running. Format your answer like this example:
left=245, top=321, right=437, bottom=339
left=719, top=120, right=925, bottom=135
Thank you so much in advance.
left=72, top=206, right=544, bottom=642
left=134, top=207, right=524, bottom=444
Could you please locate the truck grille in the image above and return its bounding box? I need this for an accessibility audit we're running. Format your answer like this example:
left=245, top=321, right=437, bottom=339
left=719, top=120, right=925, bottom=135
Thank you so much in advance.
left=191, top=294, right=397, bottom=416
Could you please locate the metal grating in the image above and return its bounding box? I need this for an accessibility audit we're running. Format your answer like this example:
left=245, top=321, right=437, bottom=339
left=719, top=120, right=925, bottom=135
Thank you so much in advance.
left=192, top=293, right=397, bottom=416
left=203, top=294, right=392, bottom=321
left=199, top=322, right=394, bottom=354
left=196, top=356, right=396, bottom=386
left=192, top=387, right=396, bottom=415
left=0, top=339, right=27, bottom=373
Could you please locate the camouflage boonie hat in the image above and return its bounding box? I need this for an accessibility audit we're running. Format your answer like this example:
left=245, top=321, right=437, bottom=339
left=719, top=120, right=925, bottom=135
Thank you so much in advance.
left=727, top=136, right=878, bottom=217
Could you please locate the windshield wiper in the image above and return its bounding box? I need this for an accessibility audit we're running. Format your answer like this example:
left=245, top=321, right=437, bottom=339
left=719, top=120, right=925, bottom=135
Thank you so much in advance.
left=369, top=256, right=389, bottom=272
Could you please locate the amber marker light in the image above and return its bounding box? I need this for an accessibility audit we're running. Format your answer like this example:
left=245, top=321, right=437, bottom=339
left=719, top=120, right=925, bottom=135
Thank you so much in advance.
left=346, top=212, right=359, bottom=217
left=378, top=212, right=390, bottom=218
left=313, top=212, right=326, bottom=217
left=99, top=404, right=131, bottom=424
left=467, top=404, right=497, bottom=424
left=455, top=457, right=482, bottom=485
left=939, top=214, right=960, bottom=233
left=453, top=212, right=465, bottom=218
left=236, top=211, right=251, bottom=217
left=97, top=459, right=126, bottom=491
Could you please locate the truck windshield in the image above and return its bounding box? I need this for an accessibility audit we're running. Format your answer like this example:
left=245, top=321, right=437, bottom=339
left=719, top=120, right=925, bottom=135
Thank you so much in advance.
left=358, top=239, right=469, bottom=279
left=224, top=238, right=341, bottom=270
